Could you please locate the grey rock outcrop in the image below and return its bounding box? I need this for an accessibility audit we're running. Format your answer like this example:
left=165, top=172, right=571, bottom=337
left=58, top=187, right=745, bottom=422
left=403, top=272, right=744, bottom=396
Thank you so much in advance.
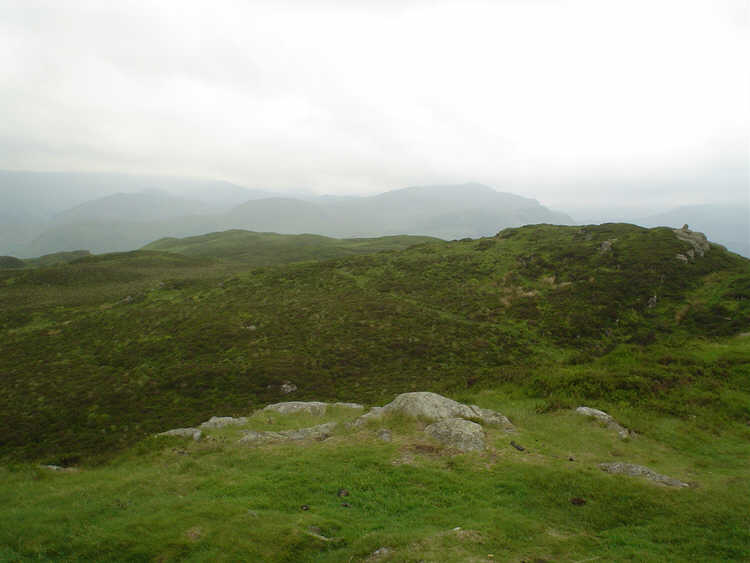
left=353, top=406, right=384, bottom=427
left=575, top=407, right=631, bottom=439
left=198, top=416, right=248, bottom=429
left=673, top=225, right=710, bottom=257
left=238, top=422, right=338, bottom=445
left=262, top=401, right=364, bottom=416
left=355, top=392, right=513, bottom=430
left=599, top=462, right=689, bottom=487
left=599, top=238, right=616, bottom=254
left=424, top=418, right=485, bottom=452
left=157, top=427, right=202, bottom=441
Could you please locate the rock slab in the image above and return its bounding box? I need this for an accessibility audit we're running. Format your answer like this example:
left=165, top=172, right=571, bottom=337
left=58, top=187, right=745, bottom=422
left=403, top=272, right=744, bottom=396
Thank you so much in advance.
left=238, top=422, right=338, bottom=445
left=199, top=416, right=248, bottom=429
left=157, top=427, right=202, bottom=441
left=575, top=406, right=631, bottom=439
left=263, top=401, right=364, bottom=416
left=599, top=462, right=689, bottom=488
left=424, top=418, right=485, bottom=452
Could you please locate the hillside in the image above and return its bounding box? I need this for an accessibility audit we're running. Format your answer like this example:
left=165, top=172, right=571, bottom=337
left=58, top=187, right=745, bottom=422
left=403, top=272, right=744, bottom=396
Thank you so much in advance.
left=0, top=170, right=267, bottom=217
left=49, top=190, right=222, bottom=225
left=143, top=230, right=439, bottom=266
left=1, top=223, right=749, bottom=561
left=1, top=223, right=747, bottom=462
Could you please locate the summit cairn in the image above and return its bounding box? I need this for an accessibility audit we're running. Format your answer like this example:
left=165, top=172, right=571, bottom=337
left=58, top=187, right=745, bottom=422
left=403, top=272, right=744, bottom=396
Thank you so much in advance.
left=673, top=224, right=710, bottom=261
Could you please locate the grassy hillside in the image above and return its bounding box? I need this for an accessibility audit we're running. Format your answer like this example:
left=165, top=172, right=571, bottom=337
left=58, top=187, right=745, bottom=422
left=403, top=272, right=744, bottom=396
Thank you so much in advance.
left=1, top=223, right=749, bottom=561
left=142, top=230, right=440, bottom=265
left=2, top=395, right=748, bottom=561
left=1, top=223, right=747, bottom=463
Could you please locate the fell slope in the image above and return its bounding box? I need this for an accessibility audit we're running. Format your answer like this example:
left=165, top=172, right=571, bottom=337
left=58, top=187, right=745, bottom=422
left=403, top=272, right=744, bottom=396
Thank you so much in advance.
left=1, top=223, right=747, bottom=462
left=142, top=230, right=439, bottom=266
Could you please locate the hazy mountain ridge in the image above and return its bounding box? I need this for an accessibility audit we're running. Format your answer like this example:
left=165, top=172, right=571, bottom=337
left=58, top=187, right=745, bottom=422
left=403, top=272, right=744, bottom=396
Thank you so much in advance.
left=3, top=172, right=574, bottom=256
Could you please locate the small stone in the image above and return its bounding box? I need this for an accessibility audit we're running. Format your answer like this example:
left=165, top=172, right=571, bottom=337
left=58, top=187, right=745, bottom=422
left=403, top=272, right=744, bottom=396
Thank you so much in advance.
left=185, top=526, right=202, bottom=541
left=510, top=441, right=525, bottom=452
left=341, top=502, right=351, bottom=508
left=300, top=505, right=310, bottom=511
left=376, top=428, right=393, bottom=442
left=370, top=547, right=392, bottom=559
left=570, top=497, right=586, bottom=505
left=337, top=488, right=350, bottom=497
left=280, top=381, right=297, bottom=394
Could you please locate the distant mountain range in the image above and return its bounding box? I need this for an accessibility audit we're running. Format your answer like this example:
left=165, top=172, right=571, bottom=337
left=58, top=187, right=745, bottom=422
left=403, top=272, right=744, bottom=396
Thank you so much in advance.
left=1, top=171, right=573, bottom=256
left=2, top=170, right=746, bottom=258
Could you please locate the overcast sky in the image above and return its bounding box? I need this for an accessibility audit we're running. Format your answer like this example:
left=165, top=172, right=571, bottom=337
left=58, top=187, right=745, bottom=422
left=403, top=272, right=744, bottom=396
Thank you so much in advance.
left=1, top=0, right=747, bottom=210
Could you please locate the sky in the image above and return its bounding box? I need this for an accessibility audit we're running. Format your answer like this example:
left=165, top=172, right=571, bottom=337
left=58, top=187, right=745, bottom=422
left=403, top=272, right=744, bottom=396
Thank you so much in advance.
left=1, top=0, right=748, bottom=211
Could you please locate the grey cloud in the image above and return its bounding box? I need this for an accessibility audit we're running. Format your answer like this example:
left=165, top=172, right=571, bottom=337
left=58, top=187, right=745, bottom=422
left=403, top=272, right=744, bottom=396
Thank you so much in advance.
left=0, top=0, right=747, bottom=207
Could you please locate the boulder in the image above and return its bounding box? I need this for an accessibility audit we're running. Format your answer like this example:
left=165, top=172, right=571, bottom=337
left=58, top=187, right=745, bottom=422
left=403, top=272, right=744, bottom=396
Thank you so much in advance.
left=238, top=422, right=338, bottom=445
left=198, top=416, right=248, bottom=429
left=262, top=401, right=364, bottom=416
left=424, top=418, right=485, bottom=452
left=354, top=392, right=513, bottom=430
left=157, top=427, right=202, bottom=441
left=575, top=407, right=631, bottom=439
left=599, top=462, right=689, bottom=487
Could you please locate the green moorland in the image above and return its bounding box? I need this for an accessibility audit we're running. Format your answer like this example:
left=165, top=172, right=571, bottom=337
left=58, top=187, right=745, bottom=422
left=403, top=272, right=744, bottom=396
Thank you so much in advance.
left=1, top=223, right=749, bottom=561
left=141, top=230, right=439, bottom=266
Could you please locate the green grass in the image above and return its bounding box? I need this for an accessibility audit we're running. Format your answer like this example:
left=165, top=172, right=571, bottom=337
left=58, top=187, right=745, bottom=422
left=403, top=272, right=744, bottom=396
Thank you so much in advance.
left=1, top=400, right=748, bottom=562
left=142, top=230, right=439, bottom=266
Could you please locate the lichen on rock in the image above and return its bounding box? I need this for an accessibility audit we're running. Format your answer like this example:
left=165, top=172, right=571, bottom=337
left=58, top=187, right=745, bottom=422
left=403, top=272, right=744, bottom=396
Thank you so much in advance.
left=424, top=418, right=485, bottom=452
left=599, top=462, right=689, bottom=487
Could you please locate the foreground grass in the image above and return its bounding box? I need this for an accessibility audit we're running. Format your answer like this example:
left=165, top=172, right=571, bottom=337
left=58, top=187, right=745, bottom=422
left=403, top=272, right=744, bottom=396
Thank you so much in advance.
left=2, top=401, right=749, bottom=562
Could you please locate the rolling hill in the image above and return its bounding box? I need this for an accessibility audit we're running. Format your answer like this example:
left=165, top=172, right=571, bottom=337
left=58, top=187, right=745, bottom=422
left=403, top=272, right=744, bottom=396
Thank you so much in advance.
left=142, top=230, right=439, bottom=266
left=1, top=222, right=747, bottom=462
left=1, top=223, right=748, bottom=561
